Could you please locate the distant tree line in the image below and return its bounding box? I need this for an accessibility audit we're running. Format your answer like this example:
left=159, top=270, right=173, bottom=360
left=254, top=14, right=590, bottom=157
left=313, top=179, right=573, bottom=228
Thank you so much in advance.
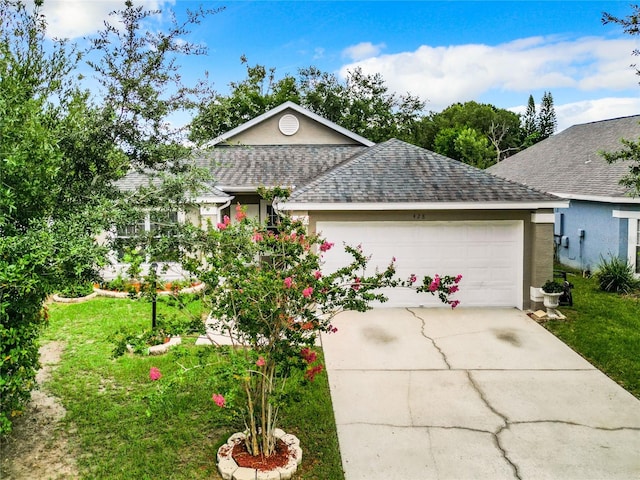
left=190, top=57, right=558, bottom=169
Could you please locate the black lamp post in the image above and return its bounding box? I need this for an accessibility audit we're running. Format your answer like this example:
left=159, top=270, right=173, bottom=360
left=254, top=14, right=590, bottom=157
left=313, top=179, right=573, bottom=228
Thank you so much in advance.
left=150, top=262, right=158, bottom=330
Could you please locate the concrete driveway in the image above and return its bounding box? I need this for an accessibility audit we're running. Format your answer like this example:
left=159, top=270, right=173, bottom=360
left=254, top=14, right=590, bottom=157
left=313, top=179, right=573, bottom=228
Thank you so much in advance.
left=320, top=308, right=640, bottom=480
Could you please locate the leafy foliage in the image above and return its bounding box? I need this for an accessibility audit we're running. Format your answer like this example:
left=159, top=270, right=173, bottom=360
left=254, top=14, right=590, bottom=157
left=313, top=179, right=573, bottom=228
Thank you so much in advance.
left=537, top=91, right=557, bottom=141
left=0, top=0, right=110, bottom=435
left=422, top=101, right=524, bottom=166
left=189, top=59, right=425, bottom=144
left=0, top=0, right=218, bottom=435
left=601, top=5, right=640, bottom=196
left=541, top=279, right=564, bottom=293
left=595, top=255, right=639, bottom=294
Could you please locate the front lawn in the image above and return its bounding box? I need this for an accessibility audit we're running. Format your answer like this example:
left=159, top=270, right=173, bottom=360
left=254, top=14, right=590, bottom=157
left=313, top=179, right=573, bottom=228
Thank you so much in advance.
left=38, top=297, right=344, bottom=479
left=544, top=271, right=640, bottom=398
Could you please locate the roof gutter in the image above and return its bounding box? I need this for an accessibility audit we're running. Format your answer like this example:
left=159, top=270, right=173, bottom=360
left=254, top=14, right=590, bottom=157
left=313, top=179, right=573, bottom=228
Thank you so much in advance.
left=549, top=192, right=640, bottom=204
left=276, top=201, right=569, bottom=211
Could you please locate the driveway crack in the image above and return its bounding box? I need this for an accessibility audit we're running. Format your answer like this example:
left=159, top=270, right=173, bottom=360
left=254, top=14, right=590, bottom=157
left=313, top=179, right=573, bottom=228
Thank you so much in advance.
left=467, top=371, right=522, bottom=480
left=407, top=308, right=451, bottom=369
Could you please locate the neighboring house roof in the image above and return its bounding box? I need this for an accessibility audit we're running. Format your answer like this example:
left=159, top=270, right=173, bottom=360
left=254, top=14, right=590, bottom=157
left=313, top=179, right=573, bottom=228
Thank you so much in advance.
left=205, top=101, right=375, bottom=147
left=280, top=138, right=562, bottom=210
left=193, top=144, right=367, bottom=191
left=487, top=115, right=640, bottom=201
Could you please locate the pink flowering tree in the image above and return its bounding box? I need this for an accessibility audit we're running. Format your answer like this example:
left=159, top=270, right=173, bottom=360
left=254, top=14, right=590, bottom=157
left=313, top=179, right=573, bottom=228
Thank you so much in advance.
left=183, top=189, right=460, bottom=457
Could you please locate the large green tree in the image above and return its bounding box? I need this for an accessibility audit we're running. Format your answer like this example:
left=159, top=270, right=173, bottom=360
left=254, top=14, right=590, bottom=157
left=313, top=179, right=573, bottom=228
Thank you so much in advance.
left=0, top=0, right=118, bottom=435
left=189, top=61, right=425, bottom=144
left=602, top=4, right=640, bottom=196
left=189, top=56, right=300, bottom=143
left=537, top=91, right=557, bottom=141
left=298, top=66, right=425, bottom=143
left=0, top=0, right=216, bottom=435
left=419, top=101, right=524, bottom=167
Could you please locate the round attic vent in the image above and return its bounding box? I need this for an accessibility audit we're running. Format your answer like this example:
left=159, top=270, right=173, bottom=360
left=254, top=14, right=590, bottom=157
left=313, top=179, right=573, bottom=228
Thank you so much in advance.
left=278, top=114, right=299, bottom=136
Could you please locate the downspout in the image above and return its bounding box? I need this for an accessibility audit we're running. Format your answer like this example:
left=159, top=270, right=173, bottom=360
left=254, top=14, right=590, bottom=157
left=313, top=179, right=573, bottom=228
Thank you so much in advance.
left=217, top=199, right=232, bottom=223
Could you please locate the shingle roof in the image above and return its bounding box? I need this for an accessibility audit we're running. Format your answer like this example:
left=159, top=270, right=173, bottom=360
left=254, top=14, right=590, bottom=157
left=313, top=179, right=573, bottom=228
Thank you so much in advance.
left=487, top=115, right=640, bottom=198
left=115, top=170, right=231, bottom=200
left=193, top=144, right=367, bottom=189
left=287, top=138, right=558, bottom=203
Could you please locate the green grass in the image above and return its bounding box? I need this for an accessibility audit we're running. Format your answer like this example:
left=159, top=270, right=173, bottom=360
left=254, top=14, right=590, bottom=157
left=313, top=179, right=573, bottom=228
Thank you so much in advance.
left=544, top=270, right=640, bottom=398
left=42, top=297, right=344, bottom=479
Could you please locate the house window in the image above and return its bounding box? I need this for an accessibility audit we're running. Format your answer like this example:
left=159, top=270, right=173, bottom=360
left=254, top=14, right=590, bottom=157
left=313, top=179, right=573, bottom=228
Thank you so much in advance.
left=266, top=204, right=279, bottom=232
left=115, top=211, right=178, bottom=261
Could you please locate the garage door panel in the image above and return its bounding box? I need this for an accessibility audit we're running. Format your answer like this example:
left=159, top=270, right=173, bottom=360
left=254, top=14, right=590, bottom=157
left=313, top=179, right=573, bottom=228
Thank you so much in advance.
left=317, top=221, right=523, bottom=308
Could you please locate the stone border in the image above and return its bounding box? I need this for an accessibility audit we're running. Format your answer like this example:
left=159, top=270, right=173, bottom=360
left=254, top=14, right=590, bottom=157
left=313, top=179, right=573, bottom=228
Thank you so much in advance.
left=51, top=292, right=98, bottom=303
left=147, top=336, right=182, bottom=355
left=217, top=429, right=302, bottom=480
left=93, top=282, right=205, bottom=298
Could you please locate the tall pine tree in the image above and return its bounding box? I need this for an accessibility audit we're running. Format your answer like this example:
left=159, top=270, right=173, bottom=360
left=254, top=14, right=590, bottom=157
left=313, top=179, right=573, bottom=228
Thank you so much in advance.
left=537, top=91, right=558, bottom=140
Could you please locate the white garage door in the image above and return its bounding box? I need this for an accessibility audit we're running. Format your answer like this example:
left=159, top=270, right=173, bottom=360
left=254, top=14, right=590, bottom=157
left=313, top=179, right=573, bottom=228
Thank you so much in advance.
left=316, top=221, right=523, bottom=308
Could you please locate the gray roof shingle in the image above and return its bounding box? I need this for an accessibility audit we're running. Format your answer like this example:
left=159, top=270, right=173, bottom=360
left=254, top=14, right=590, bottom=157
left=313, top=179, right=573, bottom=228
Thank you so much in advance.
left=287, top=138, right=558, bottom=203
left=487, top=115, right=640, bottom=198
left=193, top=144, right=367, bottom=189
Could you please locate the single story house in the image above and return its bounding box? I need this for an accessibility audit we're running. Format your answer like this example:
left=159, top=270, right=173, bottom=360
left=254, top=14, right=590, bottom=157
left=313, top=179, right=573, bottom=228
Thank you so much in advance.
left=488, top=115, right=640, bottom=277
left=112, top=102, right=565, bottom=309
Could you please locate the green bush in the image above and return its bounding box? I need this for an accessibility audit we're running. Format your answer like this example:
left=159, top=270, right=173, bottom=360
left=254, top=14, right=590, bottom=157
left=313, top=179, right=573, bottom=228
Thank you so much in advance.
left=596, top=255, right=639, bottom=293
left=56, top=281, right=95, bottom=298
left=108, top=311, right=205, bottom=357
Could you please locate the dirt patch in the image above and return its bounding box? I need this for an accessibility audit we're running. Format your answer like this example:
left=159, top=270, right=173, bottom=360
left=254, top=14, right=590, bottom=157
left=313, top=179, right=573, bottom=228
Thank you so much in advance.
left=1, top=341, right=79, bottom=480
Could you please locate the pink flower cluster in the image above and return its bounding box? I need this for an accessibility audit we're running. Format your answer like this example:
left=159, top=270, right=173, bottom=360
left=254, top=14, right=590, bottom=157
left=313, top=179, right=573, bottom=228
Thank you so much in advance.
left=149, top=367, right=162, bottom=381
left=212, top=393, right=225, bottom=408
left=300, top=347, right=323, bottom=381
left=235, top=203, right=246, bottom=222
left=216, top=215, right=231, bottom=230
left=300, top=348, right=317, bottom=364
left=302, top=286, right=313, bottom=298
left=428, top=275, right=441, bottom=292
left=319, top=241, right=334, bottom=252
left=305, top=364, right=323, bottom=381
left=256, top=356, right=266, bottom=367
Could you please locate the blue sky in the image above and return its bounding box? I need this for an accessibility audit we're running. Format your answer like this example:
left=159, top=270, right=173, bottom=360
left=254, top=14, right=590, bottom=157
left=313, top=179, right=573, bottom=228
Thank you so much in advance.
left=40, top=1, right=639, bottom=131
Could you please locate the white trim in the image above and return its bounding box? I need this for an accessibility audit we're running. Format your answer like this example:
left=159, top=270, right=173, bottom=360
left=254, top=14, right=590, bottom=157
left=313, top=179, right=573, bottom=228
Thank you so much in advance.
left=204, top=101, right=375, bottom=147
left=217, top=185, right=295, bottom=193
left=531, top=213, right=555, bottom=223
left=550, top=192, right=640, bottom=204
left=194, top=196, right=231, bottom=203
left=613, top=209, right=640, bottom=219
left=277, top=201, right=568, bottom=211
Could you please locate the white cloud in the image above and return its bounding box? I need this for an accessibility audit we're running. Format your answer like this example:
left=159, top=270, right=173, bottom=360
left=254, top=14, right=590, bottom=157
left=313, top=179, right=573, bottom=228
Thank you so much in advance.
left=342, top=42, right=386, bottom=61
left=555, top=97, right=640, bottom=132
left=35, top=0, right=169, bottom=39
left=338, top=36, right=638, bottom=112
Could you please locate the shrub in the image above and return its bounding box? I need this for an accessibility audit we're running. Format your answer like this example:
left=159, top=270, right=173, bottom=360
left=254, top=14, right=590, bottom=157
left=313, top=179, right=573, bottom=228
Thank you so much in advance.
left=596, top=255, right=639, bottom=294
left=56, top=281, right=95, bottom=298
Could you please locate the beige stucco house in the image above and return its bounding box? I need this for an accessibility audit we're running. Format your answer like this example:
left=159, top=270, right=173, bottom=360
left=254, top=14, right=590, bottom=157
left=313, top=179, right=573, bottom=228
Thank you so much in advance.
left=114, top=102, right=566, bottom=310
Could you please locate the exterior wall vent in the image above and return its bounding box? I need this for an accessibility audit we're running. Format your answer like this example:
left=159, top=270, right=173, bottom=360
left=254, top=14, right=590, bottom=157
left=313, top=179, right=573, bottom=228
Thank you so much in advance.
left=278, top=114, right=299, bottom=136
